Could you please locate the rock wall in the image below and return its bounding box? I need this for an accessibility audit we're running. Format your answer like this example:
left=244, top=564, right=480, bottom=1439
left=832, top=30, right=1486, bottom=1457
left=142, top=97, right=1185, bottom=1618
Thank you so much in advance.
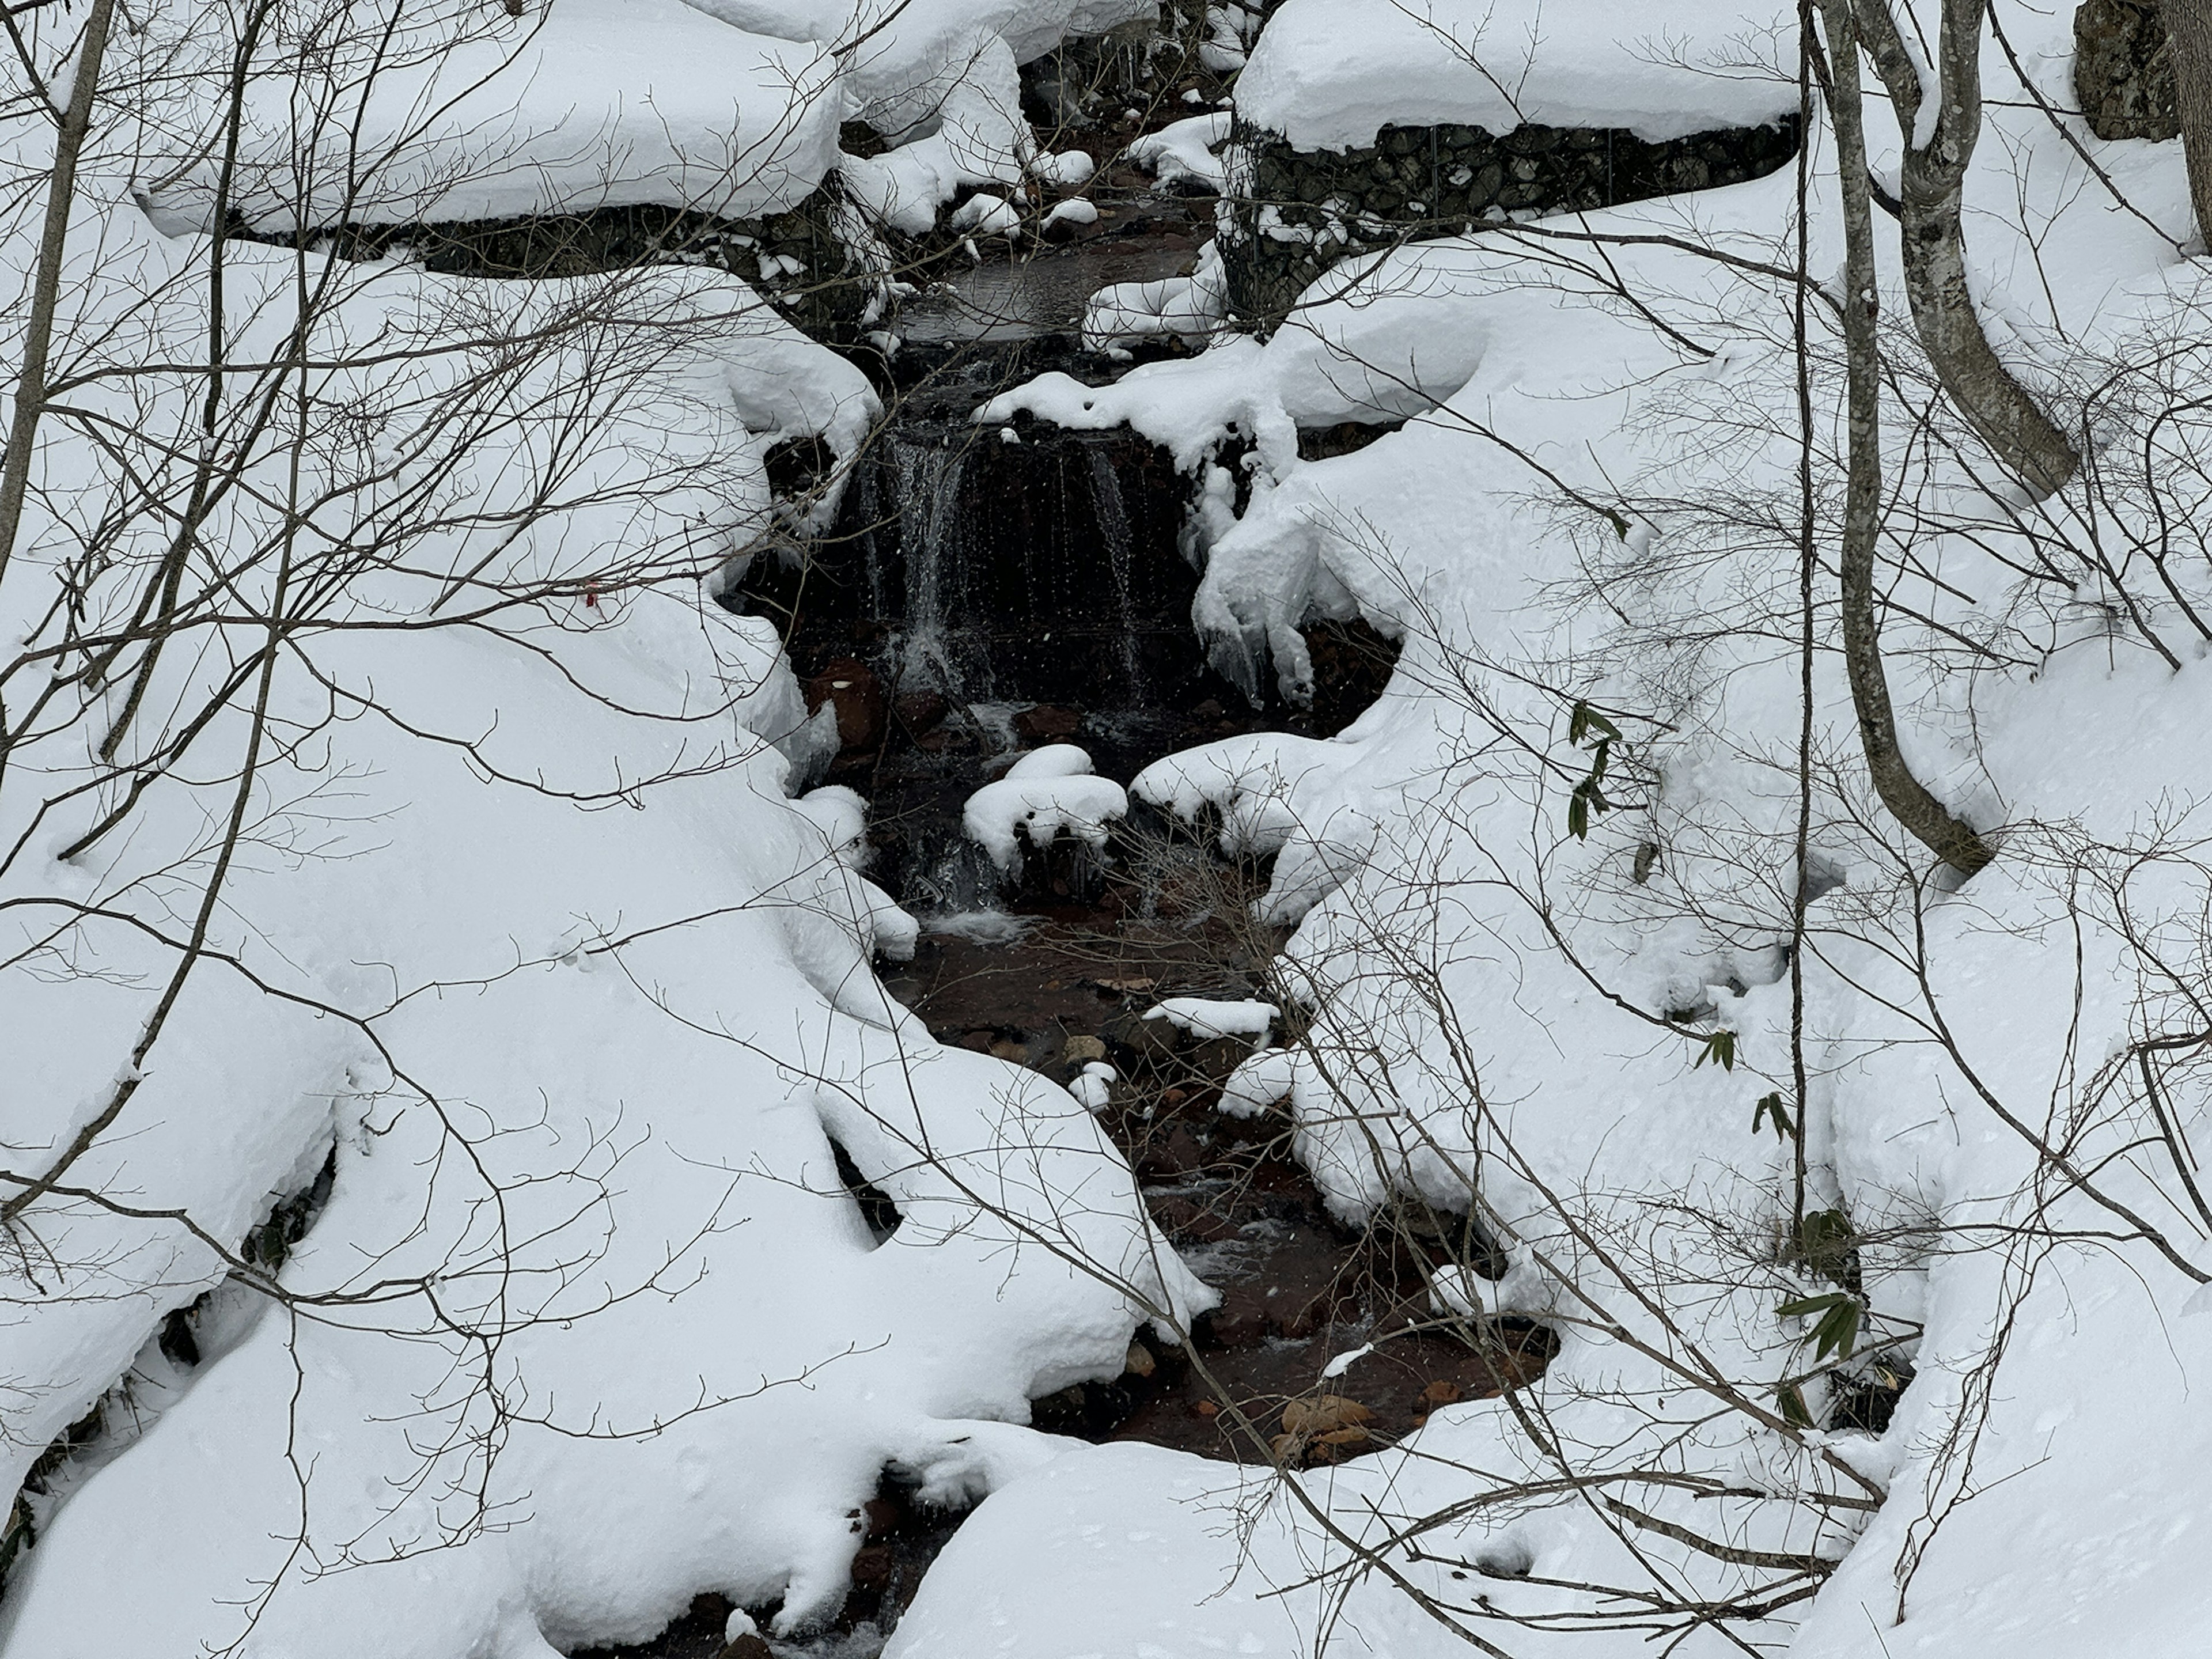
left=1219, top=116, right=1800, bottom=327
left=291, top=192, right=876, bottom=338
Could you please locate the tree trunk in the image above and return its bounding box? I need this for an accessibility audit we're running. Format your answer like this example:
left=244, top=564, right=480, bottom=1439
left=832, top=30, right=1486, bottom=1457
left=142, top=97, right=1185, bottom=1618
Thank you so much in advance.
left=2168, top=0, right=2212, bottom=244
left=1854, top=0, right=2078, bottom=494
left=1822, top=0, right=1997, bottom=877
left=0, top=0, right=122, bottom=584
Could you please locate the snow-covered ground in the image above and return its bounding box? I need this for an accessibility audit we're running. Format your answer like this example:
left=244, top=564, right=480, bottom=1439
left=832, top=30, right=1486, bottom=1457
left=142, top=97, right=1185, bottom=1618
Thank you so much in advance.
left=8, top=1, right=2212, bottom=1656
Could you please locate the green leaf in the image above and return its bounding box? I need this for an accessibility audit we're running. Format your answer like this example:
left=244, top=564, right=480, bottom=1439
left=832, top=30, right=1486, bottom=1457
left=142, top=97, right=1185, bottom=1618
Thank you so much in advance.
left=1792, top=1207, right=1858, bottom=1284
left=1694, top=1029, right=1736, bottom=1070
left=1777, top=1291, right=1849, bottom=1320
left=1777, top=1382, right=1815, bottom=1428
left=1752, top=1092, right=1793, bottom=1139
left=1569, top=702, right=1622, bottom=747
left=1812, top=1298, right=1861, bottom=1362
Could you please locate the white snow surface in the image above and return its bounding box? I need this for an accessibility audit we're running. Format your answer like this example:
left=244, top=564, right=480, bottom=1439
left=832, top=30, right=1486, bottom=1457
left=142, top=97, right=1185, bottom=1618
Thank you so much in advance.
left=914, top=5, right=2212, bottom=1658
left=961, top=744, right=1131, bottom=871
left=1237, top=0, right=1801, bottom=151
left=146, top=0, right=845, bottom=232
left=1142, top=996, right=1278, bottom=1041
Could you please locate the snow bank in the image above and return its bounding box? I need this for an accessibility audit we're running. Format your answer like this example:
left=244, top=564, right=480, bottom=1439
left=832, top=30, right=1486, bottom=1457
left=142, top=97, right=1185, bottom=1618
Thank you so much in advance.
left=1236, top=0, right=1801, bottom=151
left=0, top=117, right=1203, bottom=1659
left=149, top=0, right=844, bottom=232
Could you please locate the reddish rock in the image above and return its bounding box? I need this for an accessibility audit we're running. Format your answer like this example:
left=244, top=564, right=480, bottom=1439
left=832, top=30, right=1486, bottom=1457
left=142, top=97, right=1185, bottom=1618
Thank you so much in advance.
left=1205, top=1288, right=1268, bottom=1349
left=895, top=690, right=950, bottom=738
left=849, top=1543, right=893, bottom=1589
left=805, top=656, right=887, bottom=752
left=862, top=1495, right=902, bottom=1539
left=1013, top=703, right=1084, bottom=740
left=1137, top=1126, right=1206, bottom=1179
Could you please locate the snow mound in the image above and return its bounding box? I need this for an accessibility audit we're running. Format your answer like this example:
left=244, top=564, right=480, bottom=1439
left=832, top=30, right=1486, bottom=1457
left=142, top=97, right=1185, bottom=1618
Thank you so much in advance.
left=1236, top=0, right=1800, bottom=151
left=150, top=0, right=843, bottom=232
left=1142, top=997, right=1278, bottom=1042
left=961, top=745, right=1129, bottom=872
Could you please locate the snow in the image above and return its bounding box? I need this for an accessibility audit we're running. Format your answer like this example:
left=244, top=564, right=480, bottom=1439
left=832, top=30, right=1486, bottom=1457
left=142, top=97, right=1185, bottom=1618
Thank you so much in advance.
left=0, top=27, right=1203, bottom=1651
left=1142, top=996, right=1278, bottom=1041
left=148, top=0, right=845, bottom=232
left=1127, top=110, right=1233, bottom=192
left=960, top=744, right=1130, bottom=872
left=18, top=2, right=2212, bottom=1657
left=908, top=6, right=2212, bottom=1658
left=1237, top=0, right=1801, bottom=151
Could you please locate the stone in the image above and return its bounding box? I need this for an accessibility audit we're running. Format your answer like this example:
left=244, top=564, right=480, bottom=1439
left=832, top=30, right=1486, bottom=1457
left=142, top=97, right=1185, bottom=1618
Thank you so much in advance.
left=805, top=656, right=886, bottom=752
left=1137, top=1126, right=1207, bottom=1179
left=1063, top=1033, right=1109, bottom=1064
left=1205, top=1287, right=1269, bottom=1348
left=721, top=1636, right=774, bottom=1659
left=849, top=1543, right=893, bottom=1589
left=1013, top=703, right=1084, bottom=739
left=894, top=690, right=949, bottom=738
left=1123, top=1339, right=1157, bottom=1378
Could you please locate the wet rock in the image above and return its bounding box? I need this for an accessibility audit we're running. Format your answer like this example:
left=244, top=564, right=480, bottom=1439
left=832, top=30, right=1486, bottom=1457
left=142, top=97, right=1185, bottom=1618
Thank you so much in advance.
left=1151, top=1194, right=1236, bottom=1243
left=850, top=1544, right=893, bottom=1590
left=805, top=656, right=887, bottom=752
left=1063, top=1033, right=1109, bottom=1065
left=1204, top=1287, right=1270, bottom=1349
left=1136, top=1125, right=1207, bottom=1178
left=1188, top=1036, right=1251, bottom=1080
left=1014, top=703, right=1085, bottom=740
left=895, top=690, right=950, bottom=738
left=722, top=1637, right=773, bottom=1659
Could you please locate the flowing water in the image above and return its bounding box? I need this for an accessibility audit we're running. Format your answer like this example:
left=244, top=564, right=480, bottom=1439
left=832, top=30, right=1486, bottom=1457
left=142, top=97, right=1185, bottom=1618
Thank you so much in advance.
left=612, top=157, right=1536, bottom=1659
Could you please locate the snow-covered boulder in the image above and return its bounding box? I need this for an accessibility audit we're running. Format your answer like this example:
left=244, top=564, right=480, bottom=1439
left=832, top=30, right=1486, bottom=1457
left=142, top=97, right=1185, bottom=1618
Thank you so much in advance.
left=961, top=744, right=1130, bottom=872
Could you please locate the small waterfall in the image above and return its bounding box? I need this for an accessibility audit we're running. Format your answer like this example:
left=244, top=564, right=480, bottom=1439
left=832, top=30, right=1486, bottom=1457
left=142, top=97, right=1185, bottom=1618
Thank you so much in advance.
left=1086, top=445, right=1146, bottom=702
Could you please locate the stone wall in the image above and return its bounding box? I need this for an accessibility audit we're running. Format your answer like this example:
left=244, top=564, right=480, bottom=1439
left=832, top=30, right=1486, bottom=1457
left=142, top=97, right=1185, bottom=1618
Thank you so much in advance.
left=1219, top=116, right=1800, bottom=327
left=290, top=192, right=874, bottom=338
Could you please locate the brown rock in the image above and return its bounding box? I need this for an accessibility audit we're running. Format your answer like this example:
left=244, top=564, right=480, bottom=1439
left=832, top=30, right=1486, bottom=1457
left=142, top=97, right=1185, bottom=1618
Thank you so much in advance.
left=1190, top=1036, right=1251, bottom=1079
left=894, top=690, right=950, bottom=738
left=1123, top=1339, right=1157, bottom=1378
left=1063, top=1033, right=1109, bottom=1065
left=1013, top=703, right=1084, bottom=739
left=850, top=1543, right=893, bottom=1589
left=862, top=1495, right=902, bottom=1538
left=1136, top=1126, right=1206, bottom=1179
left=1268, top=1294, right=1321, bottom=1340
left=804, top=656, right=887, bottom=752
left=1205, top=1288, right=1268, bottom=1349
left=1281, top=1394, right=1374, bottom=1437
left=959, top=1029, right=997, bottom=1052
left=721, top=1635, right=774, bottom=1659
left=988, top=1036, right=1031, bottom=1063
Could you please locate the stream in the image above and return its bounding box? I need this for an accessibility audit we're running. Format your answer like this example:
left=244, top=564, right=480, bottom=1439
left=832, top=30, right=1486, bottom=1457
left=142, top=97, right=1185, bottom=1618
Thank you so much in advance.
left=587, top=126, right=1550, bottom=1659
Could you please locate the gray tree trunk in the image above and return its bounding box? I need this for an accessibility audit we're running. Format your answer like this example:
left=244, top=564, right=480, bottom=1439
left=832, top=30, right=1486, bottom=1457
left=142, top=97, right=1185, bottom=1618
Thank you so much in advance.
left=2166, top=0, right=2212, bottom=243
left=1823, top=0, right=1997, bottom=877
left=1854, top=0, right=2079, bottom=495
